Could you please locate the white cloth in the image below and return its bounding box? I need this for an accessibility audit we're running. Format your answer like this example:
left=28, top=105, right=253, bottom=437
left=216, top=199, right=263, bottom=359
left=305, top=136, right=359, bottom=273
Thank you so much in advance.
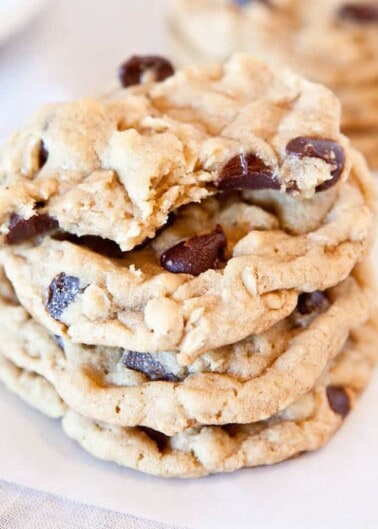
left=0, top=481, right=186, bottom=529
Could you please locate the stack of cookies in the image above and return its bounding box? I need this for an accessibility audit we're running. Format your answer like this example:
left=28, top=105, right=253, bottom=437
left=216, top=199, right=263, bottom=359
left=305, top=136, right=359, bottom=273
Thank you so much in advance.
left=169, top=0, right=378, bottom=167
left=0, top=54, right=376, bottom=478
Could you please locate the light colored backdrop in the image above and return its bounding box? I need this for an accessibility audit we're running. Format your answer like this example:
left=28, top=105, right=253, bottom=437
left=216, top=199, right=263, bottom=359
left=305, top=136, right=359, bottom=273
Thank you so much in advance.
left=0, top=0, right=172, bottom=141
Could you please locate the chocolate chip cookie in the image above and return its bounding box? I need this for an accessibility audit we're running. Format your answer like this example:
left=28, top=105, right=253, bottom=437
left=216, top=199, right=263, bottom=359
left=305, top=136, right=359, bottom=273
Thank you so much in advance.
left=0, top=260, right=373, bottom=435
left=1, top=309, right=376, bottom=477
left=0, top=53, right=376, bottom=478
left=0, top=54, right=351, bottom=253
left=0, top=146, right=373, bottom=364
left=169, top=1, right=378, bottom=166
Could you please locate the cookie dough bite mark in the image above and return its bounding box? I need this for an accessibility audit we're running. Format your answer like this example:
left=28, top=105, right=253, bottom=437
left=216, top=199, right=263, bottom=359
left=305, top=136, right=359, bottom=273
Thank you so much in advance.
left=144, top=297, right=184, bottom=339
left=102, top=128, right=187, bottom=220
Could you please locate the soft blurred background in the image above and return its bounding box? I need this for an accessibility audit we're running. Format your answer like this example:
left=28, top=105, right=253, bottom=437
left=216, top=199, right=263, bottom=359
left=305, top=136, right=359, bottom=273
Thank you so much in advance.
left=0, top=0, right=172, bottom=141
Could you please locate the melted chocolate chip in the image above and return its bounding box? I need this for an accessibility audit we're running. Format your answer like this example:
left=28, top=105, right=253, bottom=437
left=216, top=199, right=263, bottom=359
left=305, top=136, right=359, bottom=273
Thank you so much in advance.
left=5, top=213, right=59, bottom=245
left=297, top=291, right=328, bottom=315
left=122, top=351, right=178, bottom=382
left=326, top=386, right=350, bottom=417
left=160, top=225, right=227, bottom=276
left=47, top=273, right=81, bottom=320
left=39, top=141, right=49, bottom=167
left=338, top=3, right=378, bottom=22
left=217, top=153, right=279, bottom=191
left=118, top=55, right=175, bottom=88
left=286, top=137, right=345, bottom=192
left=139, top=427, right=168, bottom=452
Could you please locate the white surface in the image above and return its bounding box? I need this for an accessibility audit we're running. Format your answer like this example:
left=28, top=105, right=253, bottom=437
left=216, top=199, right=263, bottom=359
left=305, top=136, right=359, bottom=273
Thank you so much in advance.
left=0, top=377, right=377, bottom=529
left=0, top=481, right=183, bottom=529
left=0, top=1, right=377, bottom=528
left=0, top=0, right=49, bottom=46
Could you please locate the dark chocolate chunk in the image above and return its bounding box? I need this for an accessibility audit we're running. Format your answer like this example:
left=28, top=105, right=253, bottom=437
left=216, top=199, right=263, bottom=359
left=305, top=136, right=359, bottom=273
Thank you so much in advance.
left=326, top=386, right=351, bottom=417
left=217, top=153, right=279, bottom=191
left=139, top=426, right=168, bottom=452
left=39, top=141, right=49, bottom=168
left=47, top=273, right=81, bottom=320
left=338, top=3, right=378, bottom=22
left=297, top=291, right=328, bottom=315
left=160, top=225, right=227, bottom=276
left=5, top=213, right=59, bottom=245
left=119, top=55, right=175, bottom=88
left=122, top=351, right=179, bottom=382
left=286, top=137, right=345, bottom=192
left=64, top=234, right=124, bottom=258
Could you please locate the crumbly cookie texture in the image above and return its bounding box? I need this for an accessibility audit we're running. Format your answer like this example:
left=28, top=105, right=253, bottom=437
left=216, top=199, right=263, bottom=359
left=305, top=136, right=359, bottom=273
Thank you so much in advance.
left=0, top=53, right=351, bottom=251
left=169, top=0, right=378, bottom=166
left=0, top=149, right=374, bottom=365
left=0, top=259, right=373, bottom=435
left=1, top=316, right=376, bottom=477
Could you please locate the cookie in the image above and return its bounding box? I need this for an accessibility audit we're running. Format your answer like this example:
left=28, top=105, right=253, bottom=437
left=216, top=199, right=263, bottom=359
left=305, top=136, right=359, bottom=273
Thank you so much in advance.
left=349, top=131, right=378, bottom=169
left=63, top=315, right=378, bottom=477
left=0, top=54, right=351, bottom=252
left=169, top=0, right=378, bottom=166
left=0, top=148, right=374, bottom=365
left=0, top=257, right=373, bottom=435
left=0, top=319, right=376, bottom=477
left=0, top=355, right=66, bottom=419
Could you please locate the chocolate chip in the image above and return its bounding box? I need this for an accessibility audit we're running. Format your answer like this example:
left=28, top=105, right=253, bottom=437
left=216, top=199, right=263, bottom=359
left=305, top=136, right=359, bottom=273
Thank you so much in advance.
left=39, top=141, right=49, bottom=168
left=118, top=55, right=175, bottom=88
left=338, top=3, right=378, bottom=22
left=326, top=386, right=350, bottom=417
left=297, top=291, right=328, bottom=315
left=286, top=137, right=345, bottom=192
left=139, top=427, right=168, bottom=452
left=217, top=153, right=279, bottom=191
left=62, top=234, right=124, bottom=258
left=5, top=213, right=59, bottom=245
left=160, top=225, right=227, bottom=276
left=122, top=351, right=178, bottom=382
left=53, top=335, right=65, bottom=351
left=47, top=273, right=81, bottom=320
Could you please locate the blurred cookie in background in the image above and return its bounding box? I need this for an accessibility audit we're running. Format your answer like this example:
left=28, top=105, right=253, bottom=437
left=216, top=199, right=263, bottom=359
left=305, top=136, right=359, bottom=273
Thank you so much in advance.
left=168, top=0, right=378, bottom=167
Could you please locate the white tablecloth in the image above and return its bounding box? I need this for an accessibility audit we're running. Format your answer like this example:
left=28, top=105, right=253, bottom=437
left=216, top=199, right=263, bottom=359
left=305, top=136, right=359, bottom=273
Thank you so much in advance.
left=0, top=481, right=185, bottom=529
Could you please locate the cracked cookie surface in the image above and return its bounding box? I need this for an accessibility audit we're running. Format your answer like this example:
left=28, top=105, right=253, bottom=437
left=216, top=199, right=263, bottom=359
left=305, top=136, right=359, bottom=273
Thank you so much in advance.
left=0, top=149, right=374, bottom=364
left=0, top=54, right=351, bottom=251
left=0, top=260, right=373, bottom=435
